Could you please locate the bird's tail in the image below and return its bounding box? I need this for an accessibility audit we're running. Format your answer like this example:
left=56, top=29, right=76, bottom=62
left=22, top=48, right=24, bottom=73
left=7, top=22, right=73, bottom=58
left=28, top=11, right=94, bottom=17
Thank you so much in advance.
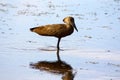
left=30, top=28, right=35, bottom=32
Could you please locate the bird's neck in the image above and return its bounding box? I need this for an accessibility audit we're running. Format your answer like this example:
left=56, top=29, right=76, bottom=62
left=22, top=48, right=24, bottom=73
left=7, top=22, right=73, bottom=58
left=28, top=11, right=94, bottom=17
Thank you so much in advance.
left=66, top=23, right=73, bottom=28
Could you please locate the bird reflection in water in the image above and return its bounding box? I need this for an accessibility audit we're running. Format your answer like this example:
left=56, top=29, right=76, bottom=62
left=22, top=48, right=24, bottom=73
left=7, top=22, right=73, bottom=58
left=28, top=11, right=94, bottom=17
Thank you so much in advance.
left=30, top=60, right=76, bottom=80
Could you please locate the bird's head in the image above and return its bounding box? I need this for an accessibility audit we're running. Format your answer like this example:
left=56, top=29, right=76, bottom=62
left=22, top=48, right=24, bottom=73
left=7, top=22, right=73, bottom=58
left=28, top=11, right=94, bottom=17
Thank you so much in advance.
left=63, top=16, right=78, bottom=32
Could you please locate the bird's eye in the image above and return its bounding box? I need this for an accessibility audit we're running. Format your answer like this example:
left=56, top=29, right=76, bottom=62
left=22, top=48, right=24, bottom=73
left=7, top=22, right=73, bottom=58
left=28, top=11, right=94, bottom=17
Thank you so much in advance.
left=70, top=18, right=74, bottom=22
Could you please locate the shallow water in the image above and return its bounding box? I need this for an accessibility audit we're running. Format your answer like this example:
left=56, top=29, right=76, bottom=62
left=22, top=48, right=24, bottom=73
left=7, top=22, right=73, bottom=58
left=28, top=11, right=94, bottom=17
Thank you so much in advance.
left=0, top=0, right=120, bottom=80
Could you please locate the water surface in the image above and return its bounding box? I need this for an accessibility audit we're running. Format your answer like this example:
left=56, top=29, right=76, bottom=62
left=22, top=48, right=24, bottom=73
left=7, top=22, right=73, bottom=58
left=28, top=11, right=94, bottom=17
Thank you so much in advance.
left=0, top=0, right=120, bottom=80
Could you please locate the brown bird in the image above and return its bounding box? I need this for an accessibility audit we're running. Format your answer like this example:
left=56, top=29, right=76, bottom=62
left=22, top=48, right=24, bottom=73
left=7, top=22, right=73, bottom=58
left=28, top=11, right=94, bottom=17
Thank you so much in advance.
left=30, top=16, right=78, bottom=61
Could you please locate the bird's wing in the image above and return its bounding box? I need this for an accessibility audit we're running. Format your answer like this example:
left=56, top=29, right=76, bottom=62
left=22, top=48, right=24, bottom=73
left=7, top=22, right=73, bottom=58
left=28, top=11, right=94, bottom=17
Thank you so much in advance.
left=33, top=24, right=67, bottom=37
left=44, top=24, right=67, bottom=36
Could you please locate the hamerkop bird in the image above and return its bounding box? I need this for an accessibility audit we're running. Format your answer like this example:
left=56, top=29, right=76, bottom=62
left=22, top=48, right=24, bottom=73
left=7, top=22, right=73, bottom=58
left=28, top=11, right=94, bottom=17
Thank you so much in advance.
left=30, top=16, right=78, bottom=61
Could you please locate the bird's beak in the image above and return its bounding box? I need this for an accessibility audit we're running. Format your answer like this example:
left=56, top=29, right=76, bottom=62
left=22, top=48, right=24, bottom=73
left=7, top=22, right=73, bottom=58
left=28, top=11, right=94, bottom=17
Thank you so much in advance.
left=71, top=22, right=78, bottom=32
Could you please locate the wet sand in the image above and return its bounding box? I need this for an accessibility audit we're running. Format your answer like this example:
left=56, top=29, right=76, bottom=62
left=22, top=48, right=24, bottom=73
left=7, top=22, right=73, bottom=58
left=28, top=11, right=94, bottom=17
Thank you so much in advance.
left=0, top=0, right=120, bottom=80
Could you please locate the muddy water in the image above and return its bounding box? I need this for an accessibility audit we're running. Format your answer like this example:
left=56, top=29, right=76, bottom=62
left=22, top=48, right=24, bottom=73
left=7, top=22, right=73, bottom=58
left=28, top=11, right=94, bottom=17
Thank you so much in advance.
left=0, top=0, right=120, bottom=80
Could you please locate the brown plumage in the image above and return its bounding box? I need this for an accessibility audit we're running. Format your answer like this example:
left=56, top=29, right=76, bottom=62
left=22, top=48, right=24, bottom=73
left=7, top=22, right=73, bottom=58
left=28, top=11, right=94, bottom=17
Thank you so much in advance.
left=30, top=16, right=78, bottom=61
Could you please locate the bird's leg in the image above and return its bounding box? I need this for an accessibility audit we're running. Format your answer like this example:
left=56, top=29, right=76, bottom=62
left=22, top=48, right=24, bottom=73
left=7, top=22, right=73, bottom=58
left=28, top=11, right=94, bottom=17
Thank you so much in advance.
left=57, top=38, right=61, bottom=61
